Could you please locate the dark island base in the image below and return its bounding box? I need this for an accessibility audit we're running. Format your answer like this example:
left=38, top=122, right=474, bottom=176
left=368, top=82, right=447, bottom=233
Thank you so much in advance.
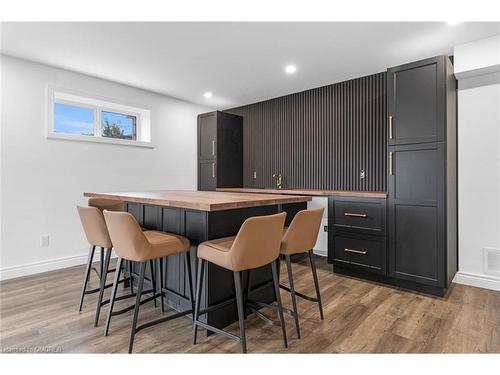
left=125, top=201, right=307, bottom=332
left=333, top=265, right=447, bottom=298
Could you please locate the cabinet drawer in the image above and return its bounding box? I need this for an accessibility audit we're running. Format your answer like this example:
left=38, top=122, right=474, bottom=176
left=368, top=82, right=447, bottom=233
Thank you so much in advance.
left=333, top=200, right=385, bottom=233
left=332, top=235, right=386, bottom=274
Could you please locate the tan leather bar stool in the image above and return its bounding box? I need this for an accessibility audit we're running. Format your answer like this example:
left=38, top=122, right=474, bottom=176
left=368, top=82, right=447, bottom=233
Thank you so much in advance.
left=193, top=212, right=287, bottom=353
left=279, top=208, right=324, bottom=339
left=103, top=210, right=193, bottom=353
left=77, top=204, right=132, bottom=328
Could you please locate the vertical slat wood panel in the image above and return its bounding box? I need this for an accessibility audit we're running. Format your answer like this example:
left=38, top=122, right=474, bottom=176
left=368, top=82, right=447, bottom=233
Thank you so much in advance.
left=225, top=72, right=387, bottom=191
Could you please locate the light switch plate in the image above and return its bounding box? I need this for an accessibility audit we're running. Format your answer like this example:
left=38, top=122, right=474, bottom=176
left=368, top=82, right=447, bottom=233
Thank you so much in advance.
left=40, top=235, right=50, bottom=247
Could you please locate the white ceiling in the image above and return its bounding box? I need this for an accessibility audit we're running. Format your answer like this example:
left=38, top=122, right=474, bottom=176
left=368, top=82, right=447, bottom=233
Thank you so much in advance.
left=2, top=22, right=499, bottom=108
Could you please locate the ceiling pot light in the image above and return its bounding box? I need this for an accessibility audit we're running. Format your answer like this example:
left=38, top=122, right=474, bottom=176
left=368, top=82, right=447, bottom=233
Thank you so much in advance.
left=285, top=65, right=297, bottom=74
left=203, top=92, right=213, bottom=99
left=446, top=21, right=462, bottom=25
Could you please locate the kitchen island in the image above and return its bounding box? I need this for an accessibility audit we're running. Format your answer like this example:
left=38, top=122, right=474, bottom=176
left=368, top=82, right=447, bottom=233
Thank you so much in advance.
left=84, top=190, right=311, bottom=330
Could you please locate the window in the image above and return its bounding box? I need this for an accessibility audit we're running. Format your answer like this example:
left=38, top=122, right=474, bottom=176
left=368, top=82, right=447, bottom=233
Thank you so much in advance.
left=47, top=87, right=152, bottom=147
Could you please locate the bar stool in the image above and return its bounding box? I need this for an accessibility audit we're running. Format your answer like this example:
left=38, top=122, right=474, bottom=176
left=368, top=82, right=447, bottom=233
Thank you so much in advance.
left=102, top=210, right=194, bottom=353
left=193, top=212, right=287, bottom=353
left=279, top=208, right=324, bottom=339
left=77, top=204, right=132, bottom=328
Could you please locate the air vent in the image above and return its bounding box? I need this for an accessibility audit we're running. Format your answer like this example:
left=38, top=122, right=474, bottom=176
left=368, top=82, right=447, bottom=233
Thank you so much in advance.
left=483, top=247, right=500, bottom=276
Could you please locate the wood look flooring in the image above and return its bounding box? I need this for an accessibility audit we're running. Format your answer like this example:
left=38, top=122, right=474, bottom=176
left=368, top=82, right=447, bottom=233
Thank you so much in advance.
left=1, top=255, right=499, bottom=353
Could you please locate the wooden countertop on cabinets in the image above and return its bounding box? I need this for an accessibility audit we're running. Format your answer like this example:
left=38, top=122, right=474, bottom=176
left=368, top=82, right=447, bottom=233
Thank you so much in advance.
left=84, top=190, right=312, bottom=212
left=216, top=188, right=388, bottom=199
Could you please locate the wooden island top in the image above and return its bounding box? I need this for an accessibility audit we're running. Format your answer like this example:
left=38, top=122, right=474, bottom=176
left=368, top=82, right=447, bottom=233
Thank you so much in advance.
left=216, top=187, right=388, bottom=199
left=84, top=190, right=312, bottom=211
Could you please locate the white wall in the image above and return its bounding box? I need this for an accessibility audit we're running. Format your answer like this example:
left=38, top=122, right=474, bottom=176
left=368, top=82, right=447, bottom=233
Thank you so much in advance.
left=0, top=55, right=211, bottom=280
left=453, top=36, right=500, bottom=291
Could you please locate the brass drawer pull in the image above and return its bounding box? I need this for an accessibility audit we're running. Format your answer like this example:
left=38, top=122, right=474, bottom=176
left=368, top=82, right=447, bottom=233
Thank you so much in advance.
left=344, top=212, right=367, bottom=218
left=344, top=248, right=367, bottom=255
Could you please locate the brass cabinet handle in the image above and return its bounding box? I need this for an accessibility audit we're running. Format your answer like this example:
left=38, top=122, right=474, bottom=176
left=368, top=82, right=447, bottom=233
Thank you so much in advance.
left=344, top=248, right=367, bottom=255
left=344, top=212, right=367, bottom=218
left=389, top=115, right=393, bottom=139
left=389, top=151, right=393, bottom=175
left=212, top=162, right=215, bottom=178
left=211, top=140, right=216, bottom=156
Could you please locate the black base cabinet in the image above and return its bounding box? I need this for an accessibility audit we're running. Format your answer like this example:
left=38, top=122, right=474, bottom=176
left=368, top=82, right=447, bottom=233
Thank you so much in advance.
left=328, top=196, right=388, bottom=276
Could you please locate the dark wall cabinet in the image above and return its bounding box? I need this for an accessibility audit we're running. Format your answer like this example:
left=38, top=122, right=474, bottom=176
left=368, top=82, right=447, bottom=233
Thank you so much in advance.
left=197, top=111, right=243, bottom=191
left=387, top=56, right=457, bottom=293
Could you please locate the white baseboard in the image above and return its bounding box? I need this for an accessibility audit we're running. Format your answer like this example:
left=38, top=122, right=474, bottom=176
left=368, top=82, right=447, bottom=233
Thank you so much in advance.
left=313, top=248, right=327, bottom=257
left=453, top=271, right=500, bottom=292
left=0, top=249, right=112, bottom=281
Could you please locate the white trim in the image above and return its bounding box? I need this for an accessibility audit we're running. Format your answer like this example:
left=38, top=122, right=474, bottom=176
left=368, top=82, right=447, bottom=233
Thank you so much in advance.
left=47, top=85, right=153, bottom=147
left=46, top=132, right=155, bottom=148
left=453, top=271, right=500, bottom=292
left=0, top=250, right=116, bottom=281
left=313, top=248, right=327, bottom=257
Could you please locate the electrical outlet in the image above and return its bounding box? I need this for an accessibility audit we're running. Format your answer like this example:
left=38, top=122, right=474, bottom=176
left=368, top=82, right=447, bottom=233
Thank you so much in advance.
left=40, top=235, right=50, bottom=247
left=253, top=171, right=257, bottom=179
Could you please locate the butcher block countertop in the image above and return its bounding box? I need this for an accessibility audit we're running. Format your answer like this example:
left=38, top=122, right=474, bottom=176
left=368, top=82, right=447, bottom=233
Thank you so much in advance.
left=84, top=190, right=312, bottom=212
left=216, top=187, right=387, bottom=199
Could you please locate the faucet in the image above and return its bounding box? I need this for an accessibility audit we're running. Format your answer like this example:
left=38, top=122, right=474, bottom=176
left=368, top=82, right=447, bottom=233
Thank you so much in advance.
left=272, top=173, right=283, bottom=189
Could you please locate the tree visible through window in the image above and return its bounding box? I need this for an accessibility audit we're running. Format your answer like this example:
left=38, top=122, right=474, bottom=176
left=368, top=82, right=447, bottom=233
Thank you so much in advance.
left=101, top=111, right=137, bottom=140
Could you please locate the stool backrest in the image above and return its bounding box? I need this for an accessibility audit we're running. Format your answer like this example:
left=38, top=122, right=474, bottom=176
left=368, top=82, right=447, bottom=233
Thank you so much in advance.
left=103, top=210, right=149, bottom=262
left=88, top=197, right=124, bottom=212
left=230, top=212, right=286, bottom=271
left=77, top=206, right=113, bottom=248
left=281, top=208, right=324, bottom=254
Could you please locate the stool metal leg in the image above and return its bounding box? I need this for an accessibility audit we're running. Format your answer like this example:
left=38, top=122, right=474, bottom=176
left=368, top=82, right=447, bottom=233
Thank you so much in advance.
left=78, top=245, right=96, bottom=311
left=272, top=260, right=288, bottom=349
left=192, top=258, right=205, bottom=345
left=149, top=260, right=157, bottom=308
left=158, top=258, right=165, bottom=312
left=94, top=247, right=112, bottom=327
left=244, top=269, right=252, bottom=319
left=233, top=271, right=247, bottom=353
left=128, top=261, right=134, bottom=294
left=285, top=255, right=301, bottom=338
left=104, top=257, right=123, bottom=336
left=184, top=251, right=195, bottom=316
left=129, top=261, right=146, bottom=353
left=99, top=247, right=104, bottom=279
left=308, top=250, right=324, bottom=320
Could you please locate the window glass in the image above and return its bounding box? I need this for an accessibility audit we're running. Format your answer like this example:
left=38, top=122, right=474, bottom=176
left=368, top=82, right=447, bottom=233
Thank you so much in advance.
left=101, top=111, right=137, bottom=140
left=53, top=103, right=94, bottom=136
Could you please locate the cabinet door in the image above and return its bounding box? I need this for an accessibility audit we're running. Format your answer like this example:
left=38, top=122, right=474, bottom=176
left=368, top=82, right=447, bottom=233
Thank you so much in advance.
left=198, top=112, right=217, bottom=160
left=388, top=56, right=445, bottom=145
left=388, top=143, right=445, bottom=286
left=198, top=161, right=217, bottom=191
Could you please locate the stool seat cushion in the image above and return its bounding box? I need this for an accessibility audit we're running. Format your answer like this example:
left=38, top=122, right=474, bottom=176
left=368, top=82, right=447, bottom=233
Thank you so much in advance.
left=142, top=231, right=191, bottom=259
left=197, top=236, right=236, bottom=270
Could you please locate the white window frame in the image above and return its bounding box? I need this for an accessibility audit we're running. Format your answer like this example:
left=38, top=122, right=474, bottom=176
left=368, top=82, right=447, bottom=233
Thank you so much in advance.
left=47, top=86, right=153, bottom=148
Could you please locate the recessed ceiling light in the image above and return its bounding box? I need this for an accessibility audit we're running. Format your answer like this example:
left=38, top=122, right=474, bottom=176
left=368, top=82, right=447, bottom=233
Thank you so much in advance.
left=203, top=91, right=213, bottom=99
left=285, top=65, right=297, bottom=74
left=446, top=21, right=462, bottom=25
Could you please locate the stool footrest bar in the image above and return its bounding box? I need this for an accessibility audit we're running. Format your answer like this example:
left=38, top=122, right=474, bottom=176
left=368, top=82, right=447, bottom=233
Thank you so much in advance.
left=110, top=290, right=157, bottom=316
left=279, top=284, right=320, bottom=303
left=247, top=303, right=281, bottom=326
left=194, top=321, right=241, bottom=342
left=134, top=309, right=193, bottom=334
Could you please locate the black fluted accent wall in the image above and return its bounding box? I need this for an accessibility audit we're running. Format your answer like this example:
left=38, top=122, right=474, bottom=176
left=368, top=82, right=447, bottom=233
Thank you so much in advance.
left=225, top=72, right=387, bottom=191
